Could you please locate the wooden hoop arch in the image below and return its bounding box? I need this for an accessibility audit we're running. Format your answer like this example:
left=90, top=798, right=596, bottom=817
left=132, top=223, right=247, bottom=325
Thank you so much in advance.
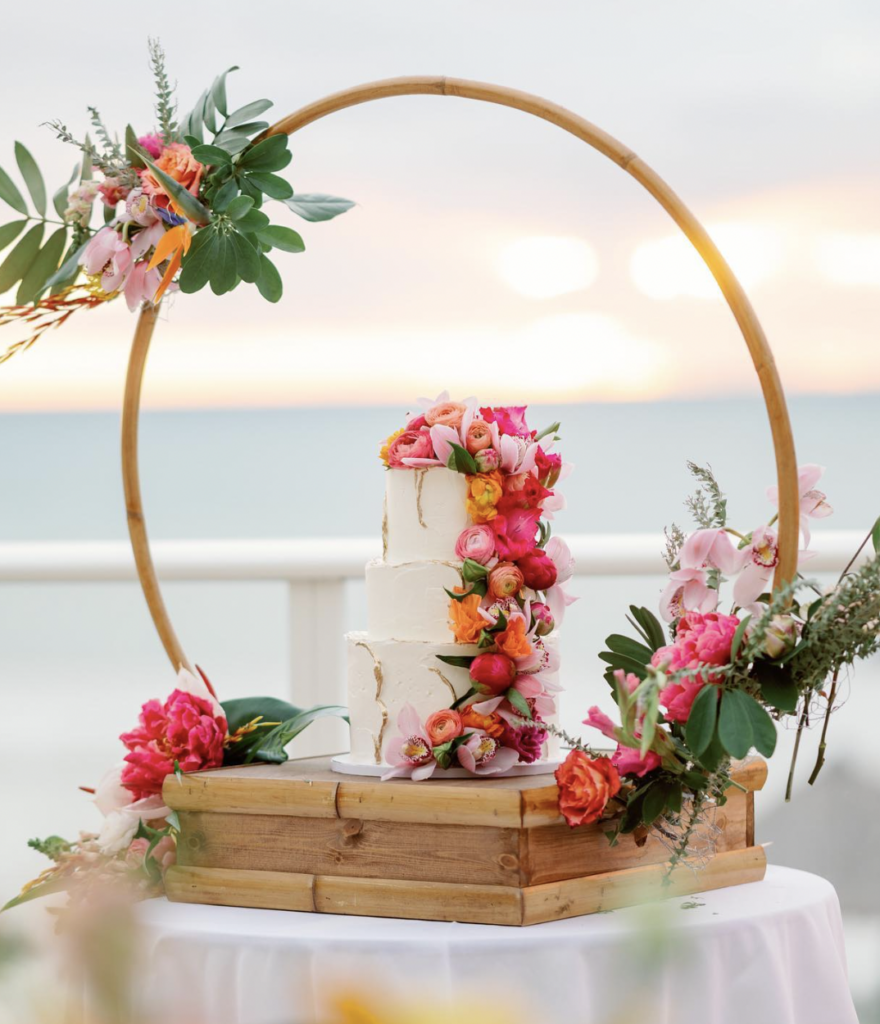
left=121, top=75, right=800, bottom=673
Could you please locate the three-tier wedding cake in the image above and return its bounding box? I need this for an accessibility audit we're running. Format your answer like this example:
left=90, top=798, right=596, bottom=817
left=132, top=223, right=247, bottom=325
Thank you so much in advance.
left=337, top=393, right=574, bottom=779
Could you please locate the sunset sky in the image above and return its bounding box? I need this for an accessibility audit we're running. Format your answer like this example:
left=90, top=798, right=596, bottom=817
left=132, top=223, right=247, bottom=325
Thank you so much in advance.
left=0, top=0, right=878, bottom=411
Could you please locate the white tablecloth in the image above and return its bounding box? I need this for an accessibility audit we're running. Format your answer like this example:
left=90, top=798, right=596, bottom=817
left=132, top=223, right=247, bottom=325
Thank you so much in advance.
left=134, top=866, right=856, bottom=1024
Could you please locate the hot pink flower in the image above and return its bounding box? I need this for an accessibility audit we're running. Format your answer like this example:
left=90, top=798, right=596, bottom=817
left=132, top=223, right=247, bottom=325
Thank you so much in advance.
left=480, top=405, right=531, bottom=438
left=455, top=524, right=495, bottom=564
left=138, top=133, right=164, bottom=159
left=382, top=704, right=438, bottom=780
left=120, top=689, right=227, bottom=799
left=530, top=601, right=555, bottom=635
left=491, top=508, right=541, bottom=561
left=516, top=547, right=558, bottom=591
left=767, top=463, right=833, bottom=548
left=584, top=687, right=662, bottom=778
left=387, top=429, right=434, bottom=467
left=535, top=446, right=563, bottom=487
left=501, top=719, right=547, bottom=763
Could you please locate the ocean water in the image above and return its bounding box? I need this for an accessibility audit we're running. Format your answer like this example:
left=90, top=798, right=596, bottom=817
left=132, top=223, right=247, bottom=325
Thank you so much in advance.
left=1, top=396, right=878, bottom=1016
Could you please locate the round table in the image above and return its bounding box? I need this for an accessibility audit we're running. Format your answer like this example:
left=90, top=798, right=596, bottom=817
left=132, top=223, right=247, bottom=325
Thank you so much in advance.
left=134, top=866, right=856, bottom=1024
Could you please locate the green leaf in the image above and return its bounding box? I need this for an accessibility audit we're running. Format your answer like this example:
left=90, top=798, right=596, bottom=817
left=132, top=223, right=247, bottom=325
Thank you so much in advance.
left=0, top=223, right=44, bottom=294
left=255, top=253, right=282, bottom=302
left=256, top=225, right=304, bottom=254
left=629, top=606, right=666, bottom=652
left=219, top=121, right=269, bottom=138
left=226, top=99, right=274, bottom=128
left=872, top=515, right=880, bottom=555
left=225, top=195, right=254, bottom=220
left=16, top=228, right=67, bottom=304
left=236, top=208, right=271, bottom=235
left=0, top=220, right=26, bottom=253
left=2, top=874, right=69, bottom=913
left=244, top=172, right=293, bottom=200
left=283, top=193, right=355, bottom=222
left=730, top=614, right=751, bottom=662
left=44, top=240, right=86, bottom=293
left=446, top=441, right=478, bottom=474
left=0, top=165, right=27, bottom=216
left=201, top=90, right=218, bottom=136
left=191, top=144, right=232, bottom=167
left=461, top=558, right=489, bottom=583
left=125, top=126, right=148, bottom=170
left=223, top=695, right=300, bottom=731
left=179, top=95, right=204, bottom=144
left=245, top=705, right=349, bottom=764
left=604, top=634, right=653, bottom=665
left=597, top=651, right=649, bottom=679
left=229, top=230, right=260, bottom=283
left=52, top=164, right=79, bottom=218
left=14, top=143, right=45, bottom=216
left=238, top=134, right=290, bottom=172
left=213, top=131, right=253, bottom=156
left=179, top=228, right=218, bottom=294
left=740, top=693, right=777, bottom=757
left=209, top=232, right=237, bottom=295
left=211, top=66, right=239, bottom=118
left=436, top=655, right=476, bottom=669
left=641, top=781, right=668, bottom=825
left=685, top=684, right=719, bottom=757
left=445, top=585, right=478, bottom=602
left=754, top=660, right=799, bottom=713
left=506, top=687, right=532, bottom=719
left=212, top=179, right=239, bottom=213
left=718, top=689, right=754, bottom=760
left=142, top=158, right=213, bottom=225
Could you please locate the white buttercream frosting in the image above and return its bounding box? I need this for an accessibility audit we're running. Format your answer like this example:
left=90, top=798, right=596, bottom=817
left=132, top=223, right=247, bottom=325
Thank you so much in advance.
left=366, top=558, right=461, bottom=642
left=384, top=468, right=470, bottom=564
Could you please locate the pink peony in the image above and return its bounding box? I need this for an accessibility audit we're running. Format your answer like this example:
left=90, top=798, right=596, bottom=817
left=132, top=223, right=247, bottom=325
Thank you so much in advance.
left=491, top=508, right=541, bottom=561
left=455, top=524, right=495, bottom=564
left=138, top=133, right=164, bottom=159
left=480, top=405, right=531, bottom=438
left=120, top=689, right=227, bottom=799
left=516, top=547, right=558, bottom=591
left=502, top=720, right=547, bottom=763
left=387, top=429, right=434, bottom=468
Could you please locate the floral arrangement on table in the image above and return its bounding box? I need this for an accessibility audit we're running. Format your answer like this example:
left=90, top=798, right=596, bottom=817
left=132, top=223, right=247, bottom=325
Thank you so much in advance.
left=550, top=462, right=879, bottom=870
left=0, top=38, right=352, bottom=364
left=3, top=670, right=347, bottom=914
left=378, top=394, right=573, bottom=778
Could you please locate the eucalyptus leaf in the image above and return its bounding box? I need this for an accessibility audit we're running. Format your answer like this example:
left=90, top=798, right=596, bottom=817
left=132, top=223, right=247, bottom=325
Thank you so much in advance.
left=685, top=684, right=719, bottom=757
left=718, top=689, right=754, bottom=760
left=220, top=121, right=269, bottom=137
left=256, top=225, right=304, bottom=253
left=244, top=172, right=293, bottom=200
left=238, top=134, right=289, bottom=172
left=255, top=253, right=282, bottom=302
left=201, top=90, right=218, bottom=136
left=211, top=66, right=239, bottom=119
left=226, top=99, right=273, bottom=128
left=142, top=158, right=212, bottom=225
left=0, top=223, right=44, bottom=294
left=0, top=165, right=27, bottom=216
left=14, top=143, right=45, bottom=217
left=212, top=132, right=253, bottom=156
left=16, top=228, right=67, bottom=304
left=0, top=220, right=26, bottom=254
left=283, top=193, right=355, bottom=222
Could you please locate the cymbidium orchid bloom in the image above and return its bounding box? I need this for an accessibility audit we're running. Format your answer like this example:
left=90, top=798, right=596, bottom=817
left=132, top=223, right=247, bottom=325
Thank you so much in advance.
left=543, top=536, right=577, bottom=626
left=733, top=525, right=781, bottom=607
left=659, top=567, right=718, bottom=622
left=381, top=704, right=437, bottom=781
left=456, top=730, right=519, bottom=775
left=679, top=528, right=744, bottom=575
left=767, top=463, right=833, bottom=548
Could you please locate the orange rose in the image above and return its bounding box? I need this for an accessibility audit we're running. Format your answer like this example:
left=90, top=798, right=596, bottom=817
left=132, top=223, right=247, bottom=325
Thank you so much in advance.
left=494, top=617, right=532, bottom=659
left=465, top=472, right=504, bottom=523
left=555, top=750, right=621, bottom=828
left=425, top=401, right=466, bottom=428
left=449, top=592, right=485, bottom=644
left=139, top=143, right=205, bottom=210
left=460, top=706, right=505, bottom=739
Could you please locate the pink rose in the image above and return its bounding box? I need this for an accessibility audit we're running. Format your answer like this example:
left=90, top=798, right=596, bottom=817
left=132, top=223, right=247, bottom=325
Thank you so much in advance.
left=488, top=561, right=524, bottom=600
left=491, top=508, right=541, bottom=561
left=474, top=448, right=499, bottom=473
left=425, top=401, right=466, bottom=428
left=516, top=548, right=558, bottom=591
left=406, top=413, right=427, bottom=430
left=387, top=429, right=434, bottom=468
left=465, top=419, right=493, bottom=454
left=120, top=689, right=227, bottom=799
left=480, top=405, right=531, bottom=438
left=455, top=524, right=495, bottom=564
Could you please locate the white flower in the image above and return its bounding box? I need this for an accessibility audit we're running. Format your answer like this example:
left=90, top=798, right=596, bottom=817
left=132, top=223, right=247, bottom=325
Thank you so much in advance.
left=93, top=763, right=134, bottom=817
left=96, top=809, right=140, bottom=855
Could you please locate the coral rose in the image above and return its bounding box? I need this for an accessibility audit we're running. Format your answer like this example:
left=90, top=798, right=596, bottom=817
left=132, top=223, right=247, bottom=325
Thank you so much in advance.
left=460, top=706, right=505, bottom=739
left=424, top=709, right=463, bottom=746
left=449, top=591, right=485, bottom=644
left=425, top=401, right=466, bottom=428
left=469, top=652, right=517, bottom=696
left=465, top=419, right=493, bottom=454
left=454, top=524, right=495, bottom=564
left=491, top=508, right=541, bottom=561
left=488, top=561, right=524, bottom=600
left=517, top=548, right=558, bottom=591
left=386, top=429, right=434, bottom=467
left=465, top=472, right=504, bottom=523
left=493, top=617, right=533, bottom=659
left=139, top=143, right=205, bottom=210
left=555, top=750, right=621, bottom=828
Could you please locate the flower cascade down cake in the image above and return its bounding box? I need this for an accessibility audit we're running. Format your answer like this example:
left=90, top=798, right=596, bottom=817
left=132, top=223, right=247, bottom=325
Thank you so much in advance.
left=342, top=393, right=575, bottom=779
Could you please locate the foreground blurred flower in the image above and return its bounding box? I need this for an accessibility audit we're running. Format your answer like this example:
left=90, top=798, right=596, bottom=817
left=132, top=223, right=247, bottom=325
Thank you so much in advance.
left=555, top=749, right=621, bottom=827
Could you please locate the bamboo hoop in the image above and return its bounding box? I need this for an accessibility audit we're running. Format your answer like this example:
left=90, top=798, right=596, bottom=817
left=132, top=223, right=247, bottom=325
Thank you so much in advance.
left=122, top=75, right=800, bottom=673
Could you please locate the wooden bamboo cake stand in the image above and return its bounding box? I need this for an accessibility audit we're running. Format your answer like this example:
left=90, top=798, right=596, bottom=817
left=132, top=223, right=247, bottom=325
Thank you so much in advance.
left=121, top=77, right=799, bottom=925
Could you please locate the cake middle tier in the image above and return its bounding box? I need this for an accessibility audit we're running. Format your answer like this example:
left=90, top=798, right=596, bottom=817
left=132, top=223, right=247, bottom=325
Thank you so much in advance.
left=366, top=558, right=462, bottom=642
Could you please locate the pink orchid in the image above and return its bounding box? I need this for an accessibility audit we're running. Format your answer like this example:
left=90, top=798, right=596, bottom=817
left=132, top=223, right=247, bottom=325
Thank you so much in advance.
left=659, top=568, right=718, bottom=622
left=733, top=525, right=780, bottom=607
left=542, top=536, right=577, bottom=627
left=456, top=730, right=519, bottom=775
left=381, top=704, right=437, bottom=781
left=81, top=226, right=126, bottom=277
left=123, top=261, right=163, bottom=312
left=499, top=434, right=538, bottom=474
left=679, top=528, right=744, bottom=575
left=767, top=464, right=833, bottom=548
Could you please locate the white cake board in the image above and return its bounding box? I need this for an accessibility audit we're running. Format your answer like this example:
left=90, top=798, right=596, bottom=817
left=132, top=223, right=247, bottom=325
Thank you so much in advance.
left=330, top=753, right=559, bottom=779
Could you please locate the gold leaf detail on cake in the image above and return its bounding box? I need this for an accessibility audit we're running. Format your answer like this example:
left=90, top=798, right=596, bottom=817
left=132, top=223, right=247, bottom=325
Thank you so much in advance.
left=414, top=468, right=428, bottom=530
left=356, top=640, right=388, bottom=765
left=428, top=666, right=458, bottom=704
left=381, top=494, right=389, bottom=559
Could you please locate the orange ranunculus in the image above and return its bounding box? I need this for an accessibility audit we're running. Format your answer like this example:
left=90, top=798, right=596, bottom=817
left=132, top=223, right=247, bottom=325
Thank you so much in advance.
left=449, top=592, right=484, bottom=644
left=465, top=471, right=504, bottom=523
left=494, top=617, right=532, bottom=659
left=424, top=709, right=463, bottom=746
left=139, top=143, right=205, bottom=210
left=555, top=750, right=621, bottom=828
left=460, top=706, right=505, bottom=739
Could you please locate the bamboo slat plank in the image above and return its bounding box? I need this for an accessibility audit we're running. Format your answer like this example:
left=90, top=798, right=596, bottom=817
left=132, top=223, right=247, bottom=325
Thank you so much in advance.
left=165, top=865, right=316, bottom=913
left=164, top=768, right=339, bottom=818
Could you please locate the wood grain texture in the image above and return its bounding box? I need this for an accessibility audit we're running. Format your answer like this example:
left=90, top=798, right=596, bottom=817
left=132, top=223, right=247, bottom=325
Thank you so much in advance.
left=164, top=846, right=767, bottom=925
left=123, top=79, right=799, bottom=675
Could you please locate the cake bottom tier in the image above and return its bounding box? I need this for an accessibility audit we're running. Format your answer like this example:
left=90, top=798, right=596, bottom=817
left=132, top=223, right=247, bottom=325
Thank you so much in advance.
left=344, top=631, right=560, bottom=772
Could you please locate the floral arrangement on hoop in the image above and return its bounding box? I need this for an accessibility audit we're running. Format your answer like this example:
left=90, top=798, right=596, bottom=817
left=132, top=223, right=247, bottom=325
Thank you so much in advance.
left=549, top=463, right=879, bottom=871
left=378, top=393, right=573, bottom=779
left=0, top=39, right=352, bottom=364
left=3, top=671, right=347, bottom=914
